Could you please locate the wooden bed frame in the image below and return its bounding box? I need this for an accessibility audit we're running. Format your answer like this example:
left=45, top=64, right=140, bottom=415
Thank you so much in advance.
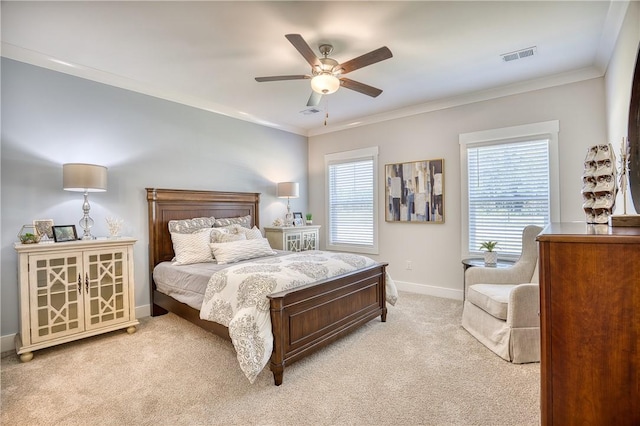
left=146, top=188, right=388, bottom=385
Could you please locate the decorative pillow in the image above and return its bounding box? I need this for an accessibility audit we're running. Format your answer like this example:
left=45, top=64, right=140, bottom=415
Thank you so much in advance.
left=214, top=215, right=251, bottom=229
left=170, top=229, right=214, bottom=265
left=210, top=227, right=231, bottom=243
left=223, top=224, right=262, bottom=239
left=217, top=233, right=247, bottom=243
left=239, top=226, right=263, bottom=240
left=217, top=224, right=243, bottom=234
left=209, top=238, right=276, bottom=264
left=168, top=217, right=216, bottom=234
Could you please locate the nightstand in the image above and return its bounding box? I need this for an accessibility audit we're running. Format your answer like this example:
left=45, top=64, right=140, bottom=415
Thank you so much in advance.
left=14, top=238, right=138, bottom=362
left=264, top=225, right=321, bottom=252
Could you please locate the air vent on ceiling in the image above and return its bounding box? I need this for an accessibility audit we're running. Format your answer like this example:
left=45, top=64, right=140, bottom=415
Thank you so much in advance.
left=300, top=108, right=321, bottom=115
left=501, top=46, right=537, bottom=62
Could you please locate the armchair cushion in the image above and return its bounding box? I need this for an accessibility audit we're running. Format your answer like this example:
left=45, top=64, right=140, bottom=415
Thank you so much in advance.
left=467, top=284, right=515, bottom=320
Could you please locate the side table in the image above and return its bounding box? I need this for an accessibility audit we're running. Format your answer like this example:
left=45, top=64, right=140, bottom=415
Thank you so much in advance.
left=264, top=225, right=320, bottom=252
left=461, top=257, right=515, bottom=301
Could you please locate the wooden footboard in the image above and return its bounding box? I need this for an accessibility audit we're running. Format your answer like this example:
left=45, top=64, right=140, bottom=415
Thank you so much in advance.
left=268, top=263, right=387, bottom=385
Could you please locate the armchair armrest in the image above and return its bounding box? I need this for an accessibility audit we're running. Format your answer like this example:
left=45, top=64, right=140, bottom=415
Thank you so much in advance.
left=507, top=283, right=540, bottom=328
left=465, top=259, right=536, bottom=287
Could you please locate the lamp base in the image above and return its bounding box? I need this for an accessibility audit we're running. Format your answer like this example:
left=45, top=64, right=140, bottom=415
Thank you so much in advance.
left=79, top=192, right=95, bottom=240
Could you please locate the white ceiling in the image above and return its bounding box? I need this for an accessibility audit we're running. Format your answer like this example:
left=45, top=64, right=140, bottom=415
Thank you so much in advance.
left=0, top=1, right=627, bottom=136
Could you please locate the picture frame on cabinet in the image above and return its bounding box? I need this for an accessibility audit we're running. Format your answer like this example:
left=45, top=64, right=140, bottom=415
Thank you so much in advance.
left=52, top=225, right=78, bottom=242
left=33, top=219, right=54, bottom=239
left=293, top=212, right=303, bottom=226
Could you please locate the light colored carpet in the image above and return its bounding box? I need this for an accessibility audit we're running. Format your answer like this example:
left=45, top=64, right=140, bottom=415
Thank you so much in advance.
left=1, top=291, right=539, bottom=425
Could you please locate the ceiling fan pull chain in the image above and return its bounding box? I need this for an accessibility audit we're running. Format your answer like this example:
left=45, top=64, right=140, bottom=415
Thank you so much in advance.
left=324, top=99, right=329, bottom=126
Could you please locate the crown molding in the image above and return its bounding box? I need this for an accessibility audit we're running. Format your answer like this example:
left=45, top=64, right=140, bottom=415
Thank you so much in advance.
left=2, top=42, right=605, bottom=139
left=1, top=43, right=308, bottom=136
left=308, top=66, right=604, bottom=137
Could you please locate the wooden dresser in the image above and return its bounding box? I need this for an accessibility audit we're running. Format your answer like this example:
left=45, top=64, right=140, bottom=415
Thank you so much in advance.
left=537, top=223, right=639, bottom=425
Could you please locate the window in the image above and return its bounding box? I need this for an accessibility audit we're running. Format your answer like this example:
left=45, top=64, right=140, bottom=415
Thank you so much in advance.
left=325, top=147, right=378, bottom=254
left=460, top=121, right=559, bottom=258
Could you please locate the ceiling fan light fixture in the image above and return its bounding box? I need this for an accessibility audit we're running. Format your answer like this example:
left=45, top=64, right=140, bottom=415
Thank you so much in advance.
left=311, top=73, right=340, bottom=95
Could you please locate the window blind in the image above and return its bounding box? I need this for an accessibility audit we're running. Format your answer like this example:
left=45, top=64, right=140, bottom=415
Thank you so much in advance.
left=328, top=158, right=374, bottom=248
left=467, top=139, right=550, bottom=255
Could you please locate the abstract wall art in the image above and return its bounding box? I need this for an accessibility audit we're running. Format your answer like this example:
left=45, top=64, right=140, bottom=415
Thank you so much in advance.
left=385, top=159, right=444, bottom=223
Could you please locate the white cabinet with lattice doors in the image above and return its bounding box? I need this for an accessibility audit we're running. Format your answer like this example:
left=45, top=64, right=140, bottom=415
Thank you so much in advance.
left=264, top=225, right=321, bottom=252
left=14, top=238, right=138, bottom=362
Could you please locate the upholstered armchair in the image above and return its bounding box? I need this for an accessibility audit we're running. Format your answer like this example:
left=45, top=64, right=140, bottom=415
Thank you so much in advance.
left=461, top=225, right=543, bottom=363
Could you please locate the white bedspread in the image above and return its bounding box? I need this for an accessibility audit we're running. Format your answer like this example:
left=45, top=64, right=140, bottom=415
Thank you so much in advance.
left=199, top=251, right=398, bottom=383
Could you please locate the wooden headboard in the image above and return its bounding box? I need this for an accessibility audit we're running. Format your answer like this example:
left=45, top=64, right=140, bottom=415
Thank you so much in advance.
left=146, top=188, right=260, bottom=272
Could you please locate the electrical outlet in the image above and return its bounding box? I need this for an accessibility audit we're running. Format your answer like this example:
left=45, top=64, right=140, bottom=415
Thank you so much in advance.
left=406, top=260, right=412, bottom=270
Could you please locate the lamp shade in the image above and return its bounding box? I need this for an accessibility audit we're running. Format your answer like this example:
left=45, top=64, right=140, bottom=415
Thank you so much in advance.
left=277, top=182, right=299, bottom=198
left=311, top=74, right=340, bottom=95
left=63, top=163, right=107, bottom=192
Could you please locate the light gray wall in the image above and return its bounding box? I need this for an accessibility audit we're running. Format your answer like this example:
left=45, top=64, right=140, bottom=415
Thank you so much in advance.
left=1, top=58, right=308, bottom=339
left=309, top=77, right=607, bottom=298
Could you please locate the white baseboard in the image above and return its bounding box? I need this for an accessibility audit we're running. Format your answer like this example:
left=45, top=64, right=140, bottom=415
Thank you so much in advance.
left=136, top=304, right=151, bottom=319
left=1, top=304, right=153, bottom=354
left=395, top=280, right=463, bottom=301
left=1, top=334, right=16, bottom=354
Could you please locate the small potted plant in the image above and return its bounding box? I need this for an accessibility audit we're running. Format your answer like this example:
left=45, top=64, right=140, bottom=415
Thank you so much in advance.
left=18, top=225, right=41, bottom=244
left=479, top=241, right=499, bottom=266
left=305, top=213, right=313, bottom=225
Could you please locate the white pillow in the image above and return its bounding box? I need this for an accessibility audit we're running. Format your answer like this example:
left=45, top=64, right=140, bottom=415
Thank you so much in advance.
left=168, top=216, right=215, bottom=233
left=209, top=238, right=276, bottom=264
left=217, top=233, right=247, bottom=243
left=171, top=229, right=214, bottom=265
left=210, top=227, right=231, bottom=243
left=216, top=224, right=261, bottom=239
left=214, top=215, right=252, bottom=229
left=238, top=226, right=263, bottom=240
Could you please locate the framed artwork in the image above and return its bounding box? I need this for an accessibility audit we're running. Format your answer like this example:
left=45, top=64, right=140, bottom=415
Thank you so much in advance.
left=293, top=212, right=304, bottom=226
left=52, top=225, right=78, bottom=242
left=33, top=219, right=54, bottom=239
left=385, top=159, right=444, bottom=223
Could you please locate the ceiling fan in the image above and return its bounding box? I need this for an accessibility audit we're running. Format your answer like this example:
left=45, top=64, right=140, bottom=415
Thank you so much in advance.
left=255, top=34, right=393, bottom=107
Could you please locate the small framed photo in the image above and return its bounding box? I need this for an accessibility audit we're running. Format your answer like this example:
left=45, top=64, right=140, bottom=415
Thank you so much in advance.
left=33, top=219, right=54, bottom=239
left=293, top=212, right=303, bottom=226
left=52, top=225, right=78, bottom=242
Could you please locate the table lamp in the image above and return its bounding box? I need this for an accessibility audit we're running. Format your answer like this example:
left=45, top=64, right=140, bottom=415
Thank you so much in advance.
left=63, top=163, right=107, bottom=240
left=277, top=182, right=299, bottom=226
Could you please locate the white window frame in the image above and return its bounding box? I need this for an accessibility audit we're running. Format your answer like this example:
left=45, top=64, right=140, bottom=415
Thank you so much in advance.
left=459, top=120, right=560, bottom=259
left=324, top=146, right=379, bottom=255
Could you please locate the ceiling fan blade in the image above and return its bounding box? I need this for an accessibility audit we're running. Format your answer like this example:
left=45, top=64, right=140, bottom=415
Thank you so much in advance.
left=285, top=34, right=321, bottom=68
left=336, top=46, right=393, bottom=75
left=340, top=78, right=383, bottom=97
left=307, top=91, right=322, bottom=107
left=255, top=75, right=310, bottom=82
